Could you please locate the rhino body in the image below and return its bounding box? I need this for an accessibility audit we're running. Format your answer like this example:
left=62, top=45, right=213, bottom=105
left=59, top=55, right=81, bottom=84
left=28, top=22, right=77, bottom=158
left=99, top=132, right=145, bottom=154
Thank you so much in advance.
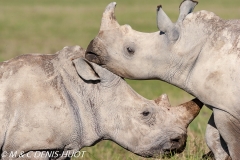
left=85, top=1, right=240, bottom=159
left=0, top=46, right=202, bottom=159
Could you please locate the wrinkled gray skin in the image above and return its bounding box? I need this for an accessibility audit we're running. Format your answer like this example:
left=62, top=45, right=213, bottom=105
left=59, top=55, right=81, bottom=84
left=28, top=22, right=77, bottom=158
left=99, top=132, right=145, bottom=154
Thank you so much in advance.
left=86, top=1, right=240, bottom=160
left=0, top=45, right=203, bottom=159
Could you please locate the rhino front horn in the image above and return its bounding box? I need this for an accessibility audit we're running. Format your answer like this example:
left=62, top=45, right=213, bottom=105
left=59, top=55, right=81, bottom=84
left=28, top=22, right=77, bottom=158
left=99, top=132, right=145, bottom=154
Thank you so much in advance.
left=100, top=2, right=120, bottom=31
left=176, top=98, right=203, bottom=127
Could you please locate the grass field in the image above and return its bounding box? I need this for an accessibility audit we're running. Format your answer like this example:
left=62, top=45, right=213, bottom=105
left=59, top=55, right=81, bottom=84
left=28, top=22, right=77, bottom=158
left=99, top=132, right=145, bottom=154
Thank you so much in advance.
left=0, top=0, right=239, bottom=159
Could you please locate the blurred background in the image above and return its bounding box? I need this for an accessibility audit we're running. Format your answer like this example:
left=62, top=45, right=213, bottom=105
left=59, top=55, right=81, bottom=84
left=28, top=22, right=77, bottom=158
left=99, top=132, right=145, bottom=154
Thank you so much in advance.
left=0, top=0, right=239, bottom=159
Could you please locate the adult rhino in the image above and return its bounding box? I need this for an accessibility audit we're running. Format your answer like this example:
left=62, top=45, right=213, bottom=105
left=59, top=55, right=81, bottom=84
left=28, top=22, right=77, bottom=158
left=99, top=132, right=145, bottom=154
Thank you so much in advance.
left=0, top=45, right=202, bottom=159
left=85, top=1, right=240, bottom=160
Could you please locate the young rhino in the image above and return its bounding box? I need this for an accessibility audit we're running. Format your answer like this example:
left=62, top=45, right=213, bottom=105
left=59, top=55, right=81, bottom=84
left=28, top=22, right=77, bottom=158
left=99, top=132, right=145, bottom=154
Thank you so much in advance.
left=0, top=46, right=202, bottom=159
left=86, top=1, right=240, bottom=159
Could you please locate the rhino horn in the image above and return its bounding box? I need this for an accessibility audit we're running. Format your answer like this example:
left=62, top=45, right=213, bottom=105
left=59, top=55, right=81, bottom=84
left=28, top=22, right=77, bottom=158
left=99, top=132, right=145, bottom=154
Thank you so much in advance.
left=156, top=5, right=179, bottom=41
left=177, top=0, right=198, bottom=23
left=100, top=2, right=120, bottom=31
left=154, top=94, right=171, bottom=108
left=176, top=98, right=203, bottom=127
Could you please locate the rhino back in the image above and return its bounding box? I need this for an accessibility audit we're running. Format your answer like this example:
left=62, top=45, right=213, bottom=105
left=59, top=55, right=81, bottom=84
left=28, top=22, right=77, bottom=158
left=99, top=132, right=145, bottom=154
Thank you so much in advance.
left=0, top=53, right=85, bottom=152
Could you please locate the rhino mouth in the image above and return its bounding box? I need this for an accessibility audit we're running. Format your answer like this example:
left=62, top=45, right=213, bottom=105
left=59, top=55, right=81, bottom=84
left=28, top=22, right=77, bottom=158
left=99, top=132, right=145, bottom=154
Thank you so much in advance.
left=85, top=51, right=102, bottom=64
left=137, top=144, right=185, bottom=158
left=151, top=143, right=186, bottom=158
left=85, top=50, right=110, bottom=67
left=162, top=143, right=186, bottom=157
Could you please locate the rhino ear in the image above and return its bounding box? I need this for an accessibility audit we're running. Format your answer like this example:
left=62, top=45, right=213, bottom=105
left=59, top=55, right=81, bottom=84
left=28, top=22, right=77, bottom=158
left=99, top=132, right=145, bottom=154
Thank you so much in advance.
left=73, top=58, right=117, bottom=83
left=177, top=0, right=198, bottom=23
left=73, top=58, right=100, bottom=81
left=157, top=0, right=198, bottom=41
left=157, top=5, right=179, bottom=41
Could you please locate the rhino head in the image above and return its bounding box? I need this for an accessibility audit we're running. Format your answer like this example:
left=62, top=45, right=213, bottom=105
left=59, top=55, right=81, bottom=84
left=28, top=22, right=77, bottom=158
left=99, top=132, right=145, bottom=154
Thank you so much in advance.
left=73, top=56, right=203, bottom=157
left=86, top=1, right=205, bottom=90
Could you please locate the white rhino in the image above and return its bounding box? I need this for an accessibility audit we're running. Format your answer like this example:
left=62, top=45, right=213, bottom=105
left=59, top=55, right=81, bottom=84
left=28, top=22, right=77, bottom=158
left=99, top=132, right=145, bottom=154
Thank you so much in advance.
left=0, top=45, right=202, bottom=159
left=85, top=1, right=240, bottom=160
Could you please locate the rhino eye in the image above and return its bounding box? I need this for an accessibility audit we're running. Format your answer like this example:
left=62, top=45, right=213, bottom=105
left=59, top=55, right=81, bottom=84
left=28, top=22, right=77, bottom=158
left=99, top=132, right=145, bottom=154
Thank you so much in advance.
left=142, top=111, right=150, bottom=116
left=126, top=47, right=135, bottom=54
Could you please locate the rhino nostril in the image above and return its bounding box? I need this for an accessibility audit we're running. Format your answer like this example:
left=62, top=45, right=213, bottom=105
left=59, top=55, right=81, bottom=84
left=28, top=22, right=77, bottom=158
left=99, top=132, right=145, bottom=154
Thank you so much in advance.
left=171, top=138, right=181, bottom=143
left=170, top=134, right=187, bottom=147
left=169, top=134, right=187, bottom=153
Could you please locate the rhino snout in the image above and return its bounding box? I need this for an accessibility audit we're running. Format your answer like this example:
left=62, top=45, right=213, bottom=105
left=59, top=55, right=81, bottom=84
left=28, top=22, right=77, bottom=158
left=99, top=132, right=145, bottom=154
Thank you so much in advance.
left=137, top=132, right=187, bottom=158
left=151, top=133, right=187, bottom=157
left=85, top=39, right=108, bottom=65
left=167, top=133, right=187, bottom=154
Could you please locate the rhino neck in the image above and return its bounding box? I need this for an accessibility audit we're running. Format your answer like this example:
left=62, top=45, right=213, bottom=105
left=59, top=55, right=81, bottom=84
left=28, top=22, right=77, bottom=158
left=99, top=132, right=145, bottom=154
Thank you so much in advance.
left=173, top=11, right=240, bottom=107
left=154, top=11, right=217, bottom=94
left=52, top=57, right=103, bottom=149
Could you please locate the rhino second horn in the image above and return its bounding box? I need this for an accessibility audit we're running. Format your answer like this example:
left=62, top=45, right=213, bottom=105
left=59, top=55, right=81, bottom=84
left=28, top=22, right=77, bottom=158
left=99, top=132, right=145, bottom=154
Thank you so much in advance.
left=154, top=94, right=171, bottom=108
left=177, top=0, right=198, bottom=23
left=156, top=5, right=179, bottom=41
left=100, top=2, right=120, bottom=31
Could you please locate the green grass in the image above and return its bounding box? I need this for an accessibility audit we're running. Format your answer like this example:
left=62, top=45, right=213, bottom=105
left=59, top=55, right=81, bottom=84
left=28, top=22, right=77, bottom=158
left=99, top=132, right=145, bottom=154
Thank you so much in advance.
left=0, top=0, right=239, bottom=159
